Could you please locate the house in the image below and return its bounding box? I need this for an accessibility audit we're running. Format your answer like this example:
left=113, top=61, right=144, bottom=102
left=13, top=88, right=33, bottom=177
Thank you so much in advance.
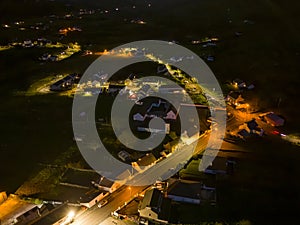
left=50, top=74, right=78, bottom=91
left=95, top=176, right=121, bottom=193
left=118, top=150, right=131, bottom=162
left=39, top=53, right=51, bottom=61
left=177, top=103, right=211, bottom=133
left=0, top=194, right=42, bottom=225
left=45, top=168, right=110, bottom=208
left=0, top=192, right=7, bottom=204
left=158, top=84, right=184, bottom=94
left=133, top=113, right=146, bottom=121
left=204, top=157, right=229, bottom=175
left=49, top=55, right=58, bottom=62
left=163, top=110, right=177, bottom=120
left=167, top=179, right=216, bottom=205
left=137, top=123, right=170, bottom=134
left=225, top=91, right=244, bottom=107
left=108, top=84, right=125, bottom=94
left=132, top=153, right=157, bottom=172
left=238, top=129, right=251, bottom=139
left=147, top=99, right=169, bottom=113
left=206, top=55, right=215, bottom=62
left=22, top=40, right=34, bottom=48
left=232, top=78, right=246, bottom=89
left=157, top=64, right=168, bottom=74
left=32, top=204, right=79, bottom=225
left=246, top=119, right=259, bottom=133
left=142, top=77, right=160, bottom=87
left=265, top=112, right=284, bottom=127
left=138, top=188, right=171, bottom=224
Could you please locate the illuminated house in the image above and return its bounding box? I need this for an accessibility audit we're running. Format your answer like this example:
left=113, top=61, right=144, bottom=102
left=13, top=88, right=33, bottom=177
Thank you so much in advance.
left=138, top=188, right=171, bottom=224
left=167, top=180, right=216, bottom=205
left=225, top=91, right=244, bottom=107
left=265, top=112, right=285, bottom=127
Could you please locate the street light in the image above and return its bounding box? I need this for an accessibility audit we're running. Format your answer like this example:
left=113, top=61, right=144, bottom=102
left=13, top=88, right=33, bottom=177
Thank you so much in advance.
left=128, top=187, right=132, bottom=197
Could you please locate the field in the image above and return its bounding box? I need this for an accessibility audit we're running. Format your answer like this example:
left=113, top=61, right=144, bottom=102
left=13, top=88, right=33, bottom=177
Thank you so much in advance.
left=0, top=0, right=299, bottom=223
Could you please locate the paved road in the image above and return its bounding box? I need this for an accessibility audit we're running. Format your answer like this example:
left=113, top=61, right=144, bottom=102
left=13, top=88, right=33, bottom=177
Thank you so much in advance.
left=72, top=185, right=147, bottom=225
left=70, top=132, right=213, bottom=225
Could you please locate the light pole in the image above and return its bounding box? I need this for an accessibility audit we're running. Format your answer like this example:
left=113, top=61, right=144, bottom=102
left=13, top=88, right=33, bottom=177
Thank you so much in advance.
left=128, top=187, right=132, bottom=197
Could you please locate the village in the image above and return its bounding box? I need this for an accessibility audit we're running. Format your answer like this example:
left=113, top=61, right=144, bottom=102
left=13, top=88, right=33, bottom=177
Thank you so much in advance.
left=1, top=1, right=299, bottom=224
left=0, top=56, right=289, bottom=224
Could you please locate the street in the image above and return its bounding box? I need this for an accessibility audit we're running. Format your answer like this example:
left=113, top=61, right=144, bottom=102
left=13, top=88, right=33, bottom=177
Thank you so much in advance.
left=72, top=185, right=147, bottom=225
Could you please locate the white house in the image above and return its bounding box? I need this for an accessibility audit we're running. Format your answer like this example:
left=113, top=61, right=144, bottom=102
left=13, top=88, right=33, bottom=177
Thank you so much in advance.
left=163, top=110, right=177, bottom=120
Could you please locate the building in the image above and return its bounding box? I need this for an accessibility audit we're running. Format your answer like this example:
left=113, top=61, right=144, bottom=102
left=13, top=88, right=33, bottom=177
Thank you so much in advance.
left=138, top=188, right=171, bottom=224
left=167, top=179, right=216, bottom=205
left=225, top=91, right=244, bottom=107
left=246, top=119, right=259, bottom=133
left=118, top=150, right=131, bottom=162
left=95, top=176, right=121, bottom=193
left=0, top=194, right=42, bottom=225
left=265, top=112, right=285, bottom=127
left=38, top=168, right=113, bottom=208
left=177, top=103, right=211, bottom=134
left=232, top=78, right=246, bottom=89
left=50, top=73, right=80, bottom=91
left=133, top=113, right=146, bottom=121
left=132, top=153, right=157, bottom=172
left=108, top=84, right=125, bottom=94
left=0, top=192, right=7, bottom=205
left=163, top=110, right=177, bottom=120
left=204, top=157, right=229, bottom=175
left=158, top=84, right=184, bottom=94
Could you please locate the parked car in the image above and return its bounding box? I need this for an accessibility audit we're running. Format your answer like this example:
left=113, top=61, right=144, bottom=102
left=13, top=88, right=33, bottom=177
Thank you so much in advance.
left=98, top=199, right=108, bottom=208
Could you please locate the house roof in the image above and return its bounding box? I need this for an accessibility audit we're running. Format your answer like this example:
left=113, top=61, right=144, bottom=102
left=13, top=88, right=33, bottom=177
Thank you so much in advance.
left=167, top=179, right=216, bottom=202
left=177, top=104, right=211, bottom=132
left=38, top=184, right=105, bottom=204
left=62, top=168, right=100, bottom=187
left=32, top=204, right=80, bottom=225
left=205, top=156, right=228, bottom=172
left=246, top=119, right=258, bottom=130
left=139, top=188, right=162, bottom=211
left=266, top=113, right=284, bottom=123
left=167, top=180, right=203, bottom=199
left=228, top=91, right=241, bottom=99
left=158, top=197, right=171, bottom=221
left=98, top=176, right=115, bottom=188
left=233, top=78, right=244, bottom=84
left=238, top=129, right=250, bottom=137
left=159, top=84, right=183, bottom=89
left=137, top=153, right=157, bottom=166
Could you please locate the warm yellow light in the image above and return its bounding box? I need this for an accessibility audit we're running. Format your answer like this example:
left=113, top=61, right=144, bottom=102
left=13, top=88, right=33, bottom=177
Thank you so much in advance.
left=67, top=211, right=75, bottom=218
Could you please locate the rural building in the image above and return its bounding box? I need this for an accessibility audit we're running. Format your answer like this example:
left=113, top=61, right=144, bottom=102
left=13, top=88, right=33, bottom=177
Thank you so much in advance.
left=50, top=73, right=80, bottom=91
left=225, top=91, right=244, bottom=106
left=0, top=194, right=42, bottom=225
left=167, top=179, right=216, bottom=205
left=133, top=113, right=146, bottom=121
left=232, top=78, right=246, bottom=89
left=177, top=103, right=211, bottom=133
left=158, top=84, right=184, bottom=94
left=246, top=119, right=259, bottom=133
left=132, top=153, right=157, bottom=172
left=265, top=112, right=284, bottom=127
left=204, top=157, right=230, bottom=175
left=118, top=150, right=131, bottom=162
left=138, top=188, right=171, bottom=224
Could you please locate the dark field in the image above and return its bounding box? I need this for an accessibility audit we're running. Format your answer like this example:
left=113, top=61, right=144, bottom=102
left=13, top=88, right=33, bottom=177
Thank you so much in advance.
left=0, top=0, right=300, bottom=223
